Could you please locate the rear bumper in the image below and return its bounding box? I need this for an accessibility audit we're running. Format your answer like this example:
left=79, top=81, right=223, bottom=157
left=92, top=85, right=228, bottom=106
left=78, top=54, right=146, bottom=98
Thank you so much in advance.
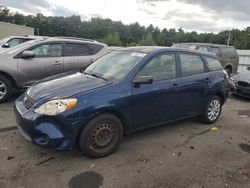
left=14, top=95, right=83, bottom=150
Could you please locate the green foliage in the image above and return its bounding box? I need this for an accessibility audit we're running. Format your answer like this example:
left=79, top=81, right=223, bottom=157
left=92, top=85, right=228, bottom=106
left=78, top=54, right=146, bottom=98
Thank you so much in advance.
left=0, top=7, right=250, bottom=49
left=102, top=32, right=121, bottom=46
left=139, top=33, right=156, bottom=46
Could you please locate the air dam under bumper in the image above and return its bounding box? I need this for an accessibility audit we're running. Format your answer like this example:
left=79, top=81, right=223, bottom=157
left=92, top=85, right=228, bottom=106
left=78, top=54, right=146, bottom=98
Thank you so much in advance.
left=14, top=96, right=83, bottom=150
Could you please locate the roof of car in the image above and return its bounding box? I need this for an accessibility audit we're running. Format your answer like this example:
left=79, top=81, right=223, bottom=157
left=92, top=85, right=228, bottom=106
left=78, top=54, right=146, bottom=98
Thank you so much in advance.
left=174, top=42, right=235, bottom=48
left=43, top=37, right=106, bottom=46
left=118, top=46, right=217, bottom=57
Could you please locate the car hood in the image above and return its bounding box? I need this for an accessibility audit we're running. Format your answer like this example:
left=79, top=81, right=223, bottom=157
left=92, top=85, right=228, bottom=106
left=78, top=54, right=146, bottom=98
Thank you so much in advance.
left=232, top=72, right=250, bottom=82
left=27, top=72, right=112, bottom=101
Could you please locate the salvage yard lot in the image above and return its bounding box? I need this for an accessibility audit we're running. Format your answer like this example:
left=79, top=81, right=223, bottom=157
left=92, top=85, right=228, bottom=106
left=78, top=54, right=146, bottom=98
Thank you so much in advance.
left=0, top=96, right=250, bottom=188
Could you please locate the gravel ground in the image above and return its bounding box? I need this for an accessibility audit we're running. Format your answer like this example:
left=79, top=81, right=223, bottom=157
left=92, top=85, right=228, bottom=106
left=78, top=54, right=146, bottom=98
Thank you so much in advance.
left=0, top=95, right=249, bottom=188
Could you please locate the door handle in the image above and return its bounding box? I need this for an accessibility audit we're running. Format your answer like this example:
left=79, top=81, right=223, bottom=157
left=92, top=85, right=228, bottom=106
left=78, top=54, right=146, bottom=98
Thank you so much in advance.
left=53, top=61, right=62, bottom=65
left=204, top=78, right=210, bottom=82
left=173, top=83, right=178, bottom=87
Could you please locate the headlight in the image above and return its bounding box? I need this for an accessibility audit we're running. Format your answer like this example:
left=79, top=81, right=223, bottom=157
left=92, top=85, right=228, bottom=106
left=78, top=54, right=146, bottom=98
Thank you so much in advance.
left=34, top=98, right=77, bottom=116
left=230, top=77, right=236, bottom=82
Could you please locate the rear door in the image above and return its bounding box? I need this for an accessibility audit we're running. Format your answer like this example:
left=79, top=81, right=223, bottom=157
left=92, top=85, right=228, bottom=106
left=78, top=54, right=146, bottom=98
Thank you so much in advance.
left=17, top=43, right=63, bottom=86
left=63, top=42, right=95, bottom=71
left=178, top=53, right=211, bottom=116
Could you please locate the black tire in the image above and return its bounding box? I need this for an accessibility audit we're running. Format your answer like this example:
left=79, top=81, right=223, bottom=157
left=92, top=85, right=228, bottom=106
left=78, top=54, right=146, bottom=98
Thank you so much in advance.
left=200, top=96, right=222, bottom=124
left=79, top=113, right=123, bottom=158
left=0, top=75, right=13, bottom=103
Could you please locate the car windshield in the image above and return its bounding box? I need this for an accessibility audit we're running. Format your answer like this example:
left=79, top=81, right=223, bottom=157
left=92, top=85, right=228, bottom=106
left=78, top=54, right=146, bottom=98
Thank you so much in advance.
left=84, top=50, right=146, bottom=81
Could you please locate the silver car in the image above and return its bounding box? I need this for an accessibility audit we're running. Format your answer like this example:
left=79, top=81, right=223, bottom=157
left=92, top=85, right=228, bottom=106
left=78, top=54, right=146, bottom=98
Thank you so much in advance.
left=0, top=37, right=110, bottom=102
left=0, top=35, right=42, bottom=50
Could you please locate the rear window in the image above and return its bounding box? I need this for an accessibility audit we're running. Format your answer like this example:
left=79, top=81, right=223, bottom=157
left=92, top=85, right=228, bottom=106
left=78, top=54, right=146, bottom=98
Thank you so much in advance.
left=64, top=43, right=90, bottom=56
left=180, top=54, right=205, bottom=76
left=221, top=47, right=237, bottom=58
left=205, top=57, right=223, bottom=71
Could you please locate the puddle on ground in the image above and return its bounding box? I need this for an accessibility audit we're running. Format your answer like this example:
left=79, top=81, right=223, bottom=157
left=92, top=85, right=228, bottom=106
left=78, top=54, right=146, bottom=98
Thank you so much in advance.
left=239, top=143, right=250, bottom=153
left=68, top=171, right=103, bottom=188
left=238, top=110, right=250, bottom=118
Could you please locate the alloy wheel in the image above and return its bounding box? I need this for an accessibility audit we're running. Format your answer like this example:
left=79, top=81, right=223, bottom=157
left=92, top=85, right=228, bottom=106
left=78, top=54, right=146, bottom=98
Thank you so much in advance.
left=207, top=99, right=221, bottom=121
left=0, top=81, right=7, bottom=100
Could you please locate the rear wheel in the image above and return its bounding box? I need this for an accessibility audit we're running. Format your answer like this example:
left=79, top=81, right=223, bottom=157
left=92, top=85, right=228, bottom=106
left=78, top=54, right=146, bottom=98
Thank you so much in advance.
left=200, top=96, right=222, bottom=124
left=0, top=75, right=13, bottom=103
left=79, top=113, right=123, bottom=158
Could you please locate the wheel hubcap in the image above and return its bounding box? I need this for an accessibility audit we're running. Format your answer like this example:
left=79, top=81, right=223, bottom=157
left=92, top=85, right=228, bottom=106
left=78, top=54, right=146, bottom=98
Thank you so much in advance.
left=0, top=81, right=7, bottom=100
left=90, top=122, right=114, bottom=149
left=208, top=99, right=221, bottom=121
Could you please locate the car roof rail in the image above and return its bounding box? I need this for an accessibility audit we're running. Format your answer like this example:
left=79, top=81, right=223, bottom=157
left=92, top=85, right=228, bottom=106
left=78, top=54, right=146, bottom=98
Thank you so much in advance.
left=55, top=37, right=98, bottom=43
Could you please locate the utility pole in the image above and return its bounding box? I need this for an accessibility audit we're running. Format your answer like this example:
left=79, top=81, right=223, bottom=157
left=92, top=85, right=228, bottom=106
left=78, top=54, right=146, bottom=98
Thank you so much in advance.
left=36, top=28, right=40, bottom=36
left=227, top=32, right=231, bottom=46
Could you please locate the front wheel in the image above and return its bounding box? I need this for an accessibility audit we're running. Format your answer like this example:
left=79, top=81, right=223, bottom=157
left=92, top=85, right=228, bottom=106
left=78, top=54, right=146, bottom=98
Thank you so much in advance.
left=0, top=75, right=13, bottom=103
left=79, top=113, right=123, bottom=158
left=200, top=96, right=222, bottom=124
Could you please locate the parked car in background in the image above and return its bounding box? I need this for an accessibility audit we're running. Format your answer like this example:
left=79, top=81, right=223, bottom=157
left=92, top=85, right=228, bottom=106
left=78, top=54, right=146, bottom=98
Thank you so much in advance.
left=229, top=66, right=250, bottom=98
left=172, top=43, right=239, bottom=74
left=0, top=37, right=109, bottom=103
left=15, top=47, right=229, bottom=158
left=0, top=35, right=42, bottom=50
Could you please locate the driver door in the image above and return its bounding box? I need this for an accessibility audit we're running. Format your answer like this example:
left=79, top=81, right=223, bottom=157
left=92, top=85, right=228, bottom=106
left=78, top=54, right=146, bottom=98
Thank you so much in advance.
left=17, top=43, right=64, bottom=87
left=131, top=53, right=181, bottom=130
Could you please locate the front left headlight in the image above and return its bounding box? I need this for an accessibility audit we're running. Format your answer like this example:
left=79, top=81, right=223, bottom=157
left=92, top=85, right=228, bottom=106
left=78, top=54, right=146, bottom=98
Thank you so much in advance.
left=34, top=98, right=77, bottom=116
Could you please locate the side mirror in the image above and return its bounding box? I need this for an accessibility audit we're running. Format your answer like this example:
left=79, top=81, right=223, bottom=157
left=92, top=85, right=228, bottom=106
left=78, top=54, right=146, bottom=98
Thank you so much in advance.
left=21, top=51, right=35, bottom=59
left=2, top=43, right=10, bottom=48
left=133, top=76, right=153, bottom=85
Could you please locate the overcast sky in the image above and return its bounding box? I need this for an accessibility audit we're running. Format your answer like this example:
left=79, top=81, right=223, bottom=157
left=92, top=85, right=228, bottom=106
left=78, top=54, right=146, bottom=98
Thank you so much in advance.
left=1, top=0, right=250, bottom=33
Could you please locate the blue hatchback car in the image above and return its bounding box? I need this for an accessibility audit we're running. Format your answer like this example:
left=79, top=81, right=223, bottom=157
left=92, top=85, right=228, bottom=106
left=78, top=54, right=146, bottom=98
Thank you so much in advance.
left=15, top=47, right=229, bottom=158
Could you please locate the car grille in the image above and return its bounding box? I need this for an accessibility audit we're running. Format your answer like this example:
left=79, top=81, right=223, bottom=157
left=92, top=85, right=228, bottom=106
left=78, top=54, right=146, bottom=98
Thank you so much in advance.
left=238, top=81, right=250, bottom=88
left=24, top=94, right=36, bottom=109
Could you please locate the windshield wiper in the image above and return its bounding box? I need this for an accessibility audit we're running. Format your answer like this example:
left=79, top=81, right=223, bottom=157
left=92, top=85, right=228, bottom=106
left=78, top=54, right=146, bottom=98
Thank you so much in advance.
left=84, top=71, right=107, bottom=81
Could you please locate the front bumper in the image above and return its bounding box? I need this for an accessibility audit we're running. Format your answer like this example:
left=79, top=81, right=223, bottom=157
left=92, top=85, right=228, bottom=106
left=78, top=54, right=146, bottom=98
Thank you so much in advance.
left=231, top=83, right=250, bottom=99
left=14, top=95, right=84, bottom=150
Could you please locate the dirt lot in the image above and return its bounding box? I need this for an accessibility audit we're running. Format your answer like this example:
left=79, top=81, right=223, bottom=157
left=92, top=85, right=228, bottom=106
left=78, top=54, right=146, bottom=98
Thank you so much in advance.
left=0, top=95, right=249, bottom=188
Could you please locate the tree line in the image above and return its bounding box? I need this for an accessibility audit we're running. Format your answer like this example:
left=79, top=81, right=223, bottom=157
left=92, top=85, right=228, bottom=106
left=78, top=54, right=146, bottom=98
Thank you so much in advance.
left=0, top=7, right=250, bottom=49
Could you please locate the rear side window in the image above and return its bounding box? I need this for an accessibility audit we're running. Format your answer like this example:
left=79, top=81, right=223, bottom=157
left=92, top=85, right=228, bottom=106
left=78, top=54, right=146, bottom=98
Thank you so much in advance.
left=64, top=43, right=90, bottom=56
left=205, top=57, right=223, bottom=71
left=180, top=54, right=205, bottom=76
left=88, top=43, right=104, bottom=54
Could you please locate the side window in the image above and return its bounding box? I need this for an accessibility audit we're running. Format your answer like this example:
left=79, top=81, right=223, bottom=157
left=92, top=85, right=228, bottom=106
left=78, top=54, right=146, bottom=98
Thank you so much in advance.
left=188, top=44, right=197, bottom=50
left=138, top=54, right=176, bottom=81
left=180, top=54, right=205, bottom=76
left=210, top=47, right=222, bottom=58
left=205, top=57, right=223, bottom=71
left=31, top=43, right=62, bottom=57
left=198, top=46, right=208, bottom=52
left=64, top=43, right=90, bottom=56
left=88, top=43, right=104, bottom=54
left=7, top=38, right=22, bottom=47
